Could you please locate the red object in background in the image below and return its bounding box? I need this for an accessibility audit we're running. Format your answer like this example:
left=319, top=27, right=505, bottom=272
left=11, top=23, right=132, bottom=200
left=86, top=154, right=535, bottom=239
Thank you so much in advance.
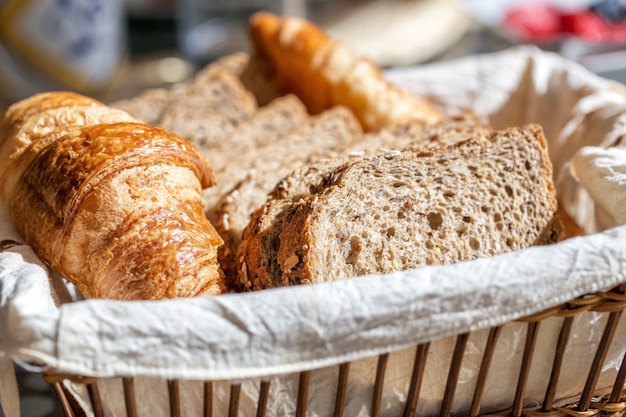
left=503, top=4, right=562, bottom=43
left=503, top=3, right=626, bottom=44
left=562, top=10, right=626, bottom=43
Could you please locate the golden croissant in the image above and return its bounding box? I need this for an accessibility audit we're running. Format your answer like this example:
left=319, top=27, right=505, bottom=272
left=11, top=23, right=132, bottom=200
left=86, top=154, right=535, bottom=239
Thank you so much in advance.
left=0, top=92, right=226, bottom=300
left=248, top=12, right=443, bottom=131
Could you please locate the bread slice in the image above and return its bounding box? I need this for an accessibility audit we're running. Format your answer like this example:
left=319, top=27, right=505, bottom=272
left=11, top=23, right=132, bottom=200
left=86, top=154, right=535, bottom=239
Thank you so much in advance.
left=230, top=114, right=488, bottom=291
left=238, top=123, right=563, bottom=290
left=185, top=51, right=283, bottom=107
left=269, top=113, right=489, bottom=202
left=108, top=54, right=242, bottom=125
left=206, top=106, right=363, bottom=286
left=207, top=52, right=250, bottom=75
left=157, top=69, right=257, bottom=149
left=208, top=94, right=309, bottom=174
left=236, top=114, right=491, bottom=290
left=109, top=87, right=174, bottom=125
left=239, top=55, right=284, bottom=106
left=206, top=51, right=283, bottom=106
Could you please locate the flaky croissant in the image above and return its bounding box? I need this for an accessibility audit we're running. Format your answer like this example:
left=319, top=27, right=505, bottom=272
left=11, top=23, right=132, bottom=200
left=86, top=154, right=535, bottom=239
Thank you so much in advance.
left=248, top=12, right=443, bottom=132
left=0, top=92, right=226, bottom=300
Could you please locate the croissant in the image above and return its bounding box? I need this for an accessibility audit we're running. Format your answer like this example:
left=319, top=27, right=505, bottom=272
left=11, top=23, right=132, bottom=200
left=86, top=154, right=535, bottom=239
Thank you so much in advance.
left=0, top=92, right=137, bottom=203
left=0, top=92, right=226, bottom=300
left=248, top=12, right=444, bottom=132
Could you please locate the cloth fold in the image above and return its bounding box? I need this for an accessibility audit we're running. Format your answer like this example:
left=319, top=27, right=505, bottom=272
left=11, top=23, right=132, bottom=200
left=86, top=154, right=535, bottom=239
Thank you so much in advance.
left=571, top=146, right=626, bottom=228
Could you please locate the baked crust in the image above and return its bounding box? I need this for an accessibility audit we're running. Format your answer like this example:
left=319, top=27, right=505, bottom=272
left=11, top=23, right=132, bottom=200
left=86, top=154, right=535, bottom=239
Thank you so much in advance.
left=249, top=12, right=443, bottom=131
left=0, top=92, right=104, bottom=182
left=1, top=94, right=226, bottom=300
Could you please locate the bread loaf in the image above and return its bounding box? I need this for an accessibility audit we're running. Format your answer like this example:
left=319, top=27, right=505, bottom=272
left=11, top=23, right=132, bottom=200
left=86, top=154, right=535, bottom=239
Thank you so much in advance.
left=0, top=92, right=226, bottom=300
left=238, top=123, right=563, bottom=290
left=235, top=114, right=486, bottom=290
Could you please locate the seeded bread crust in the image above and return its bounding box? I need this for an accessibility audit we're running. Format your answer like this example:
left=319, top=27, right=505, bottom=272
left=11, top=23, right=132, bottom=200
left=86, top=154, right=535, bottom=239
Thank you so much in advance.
left=239, top=123, right=563, bottom=290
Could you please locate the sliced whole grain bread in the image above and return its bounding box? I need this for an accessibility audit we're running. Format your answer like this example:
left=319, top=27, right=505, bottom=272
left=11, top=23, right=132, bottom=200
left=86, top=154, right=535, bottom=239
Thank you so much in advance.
left=238, top=123, right=564, bottom=290
left=229, top=114, right=489, bottom=291
left=108, top=53, right=253, bottom=125
left=269, top=113, right=488, bottom=202
left=110, top=87, right=175, bottom=125
left=207, top=94, right=309, bottom=174
left=239, top=55, right=284, bottom=106
left=206, top=105, right=363, bottom=211
left=207, top=52, right=283, bottom=106
left=206, top=106, right=363, bottom=286
left=208, top=52, right=251, bottom=75
left=157, top=69, right=258, bottom=149
left=236, top=114, right=492, bottom=290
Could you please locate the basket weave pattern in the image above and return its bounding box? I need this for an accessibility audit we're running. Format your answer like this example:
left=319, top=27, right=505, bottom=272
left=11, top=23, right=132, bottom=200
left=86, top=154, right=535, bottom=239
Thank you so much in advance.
left=43, top=285, right=626, bottom=417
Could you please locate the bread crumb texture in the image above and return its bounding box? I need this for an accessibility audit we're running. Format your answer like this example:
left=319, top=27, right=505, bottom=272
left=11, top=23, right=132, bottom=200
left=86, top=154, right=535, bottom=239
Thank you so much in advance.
left=240, top=123, right=562, bottom=290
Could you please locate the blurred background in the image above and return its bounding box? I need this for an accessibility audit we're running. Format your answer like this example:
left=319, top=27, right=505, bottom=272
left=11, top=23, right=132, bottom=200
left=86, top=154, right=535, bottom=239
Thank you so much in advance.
left=1, top=0, right=626, bottom=416
left=1, top=0, right=626, bottom=109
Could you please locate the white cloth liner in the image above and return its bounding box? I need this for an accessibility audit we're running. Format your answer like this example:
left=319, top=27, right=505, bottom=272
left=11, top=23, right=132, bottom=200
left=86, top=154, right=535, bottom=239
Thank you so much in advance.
left=1, top=46, right=626, bottom=417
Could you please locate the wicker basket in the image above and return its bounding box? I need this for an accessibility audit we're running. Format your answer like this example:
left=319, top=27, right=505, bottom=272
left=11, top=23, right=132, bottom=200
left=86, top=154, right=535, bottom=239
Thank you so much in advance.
left=43, top=284, right=626, bottom=417
left=2, top=46, right=626, bottom=417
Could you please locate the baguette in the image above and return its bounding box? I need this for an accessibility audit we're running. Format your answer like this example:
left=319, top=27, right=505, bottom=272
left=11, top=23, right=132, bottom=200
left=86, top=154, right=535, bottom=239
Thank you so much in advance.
left=238, top=123, right=563, bottom=290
